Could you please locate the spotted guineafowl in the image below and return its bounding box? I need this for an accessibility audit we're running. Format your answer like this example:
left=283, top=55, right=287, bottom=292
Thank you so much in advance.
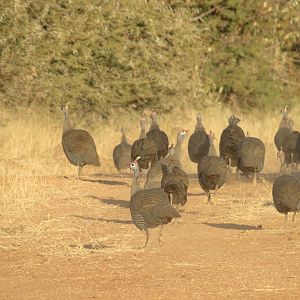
left=161, top=146, right=189, bottom=208
left=237, top=136, right=265, bottom=185
left=272, top=175, right=300, bottom=228
left=61, top=103, right=100, bottom=179
left=146, top=111, right=169, bottom=160
left=274, top=106, right=293, bottom=152
left=144, top=129, right=188, bottom=189
left=198, top=136, right=227, bottom=204
left=219, top=115, right=245, bottom=171
left=113, top=127, right=132, bottom=171
left=188, top=114, right=209, bottom=164
left=129, top=158, right=181, bottom=248
left=282, top=130, right=300, bottom=170
left=131, top=119, right=158, bottom=171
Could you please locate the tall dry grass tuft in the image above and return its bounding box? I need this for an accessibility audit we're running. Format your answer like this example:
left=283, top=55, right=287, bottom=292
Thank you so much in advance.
left=1, top=104, right=299, bottom=177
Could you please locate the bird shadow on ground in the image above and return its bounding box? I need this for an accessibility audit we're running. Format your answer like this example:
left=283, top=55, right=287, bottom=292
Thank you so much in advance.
left=262, top=200, right=274, bottom=207
left=80, top=178, right=129, bottom=186
left=101, top=198, right=129, bottom=208
left=69, top=242, right=111, bottom=250
left=181, top=210, right=199, bottom=215
left=92, top=172, right=132, bottom=179
left=86, top=196, right=129, bottom=208
left=203, top=222, right=263, bottom=231
left=71, top=214, right=132, bottom=225
left=188, top=192, right=206, bottom=196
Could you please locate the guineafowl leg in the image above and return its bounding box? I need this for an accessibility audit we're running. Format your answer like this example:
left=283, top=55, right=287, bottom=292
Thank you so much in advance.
left=77, top=165, right=83, bottom=180
left=292, top=212, right=296, bottom=227
left=159, top=225, right=164, bottom=245
left=291, top=153, right=295, bottom=169
left=207, top=191, right=212, bottom=204
left=253, top=170, right=257, bottom=187
left=141, top=229, right=150, bottom=248
left=284, top=213, right=288, bottom=229
left=228, top=158, right=232, bottom=173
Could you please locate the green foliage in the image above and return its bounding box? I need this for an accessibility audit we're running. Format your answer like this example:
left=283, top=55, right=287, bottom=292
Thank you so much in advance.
left=187, top=0, right=300, bottom=109
left=0, top=0, right=299, bottom=115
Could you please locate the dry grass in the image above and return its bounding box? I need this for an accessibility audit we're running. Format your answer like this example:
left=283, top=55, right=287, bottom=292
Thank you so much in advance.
left=1, top=104, right=299, bottom=177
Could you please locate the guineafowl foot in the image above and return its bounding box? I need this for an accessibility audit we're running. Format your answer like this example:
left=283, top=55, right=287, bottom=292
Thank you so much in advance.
left=159, top=225, right=164, bottom=245
left=284, top=213, right=288, bottom=229
left=292, top=212, right=297, bottom=228
left=169, top=218, right=177, bottom=225
left=159, top=234, right=165, bottom=245
left=140, top=229, right=150, bottom=249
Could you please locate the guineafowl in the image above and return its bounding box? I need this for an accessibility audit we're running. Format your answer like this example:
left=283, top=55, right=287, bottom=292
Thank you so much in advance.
left=129, top=158, right=181, bottom=248
left=219, top=115, right=245, bottom=171
left=198, top=134, right=227, bottom=204
left=188, top=114, right=209, bottom=164
left=131, top=119, right=158, bottom=171
left=197, top=156, right=227, bottom=204
left=274, top=106, right=293, bottom=152
left=144, top=129, right=188, bottom=189
left=146, top=111, right=169, bottom=160
left=272, top=175, right=300, bottom=228
left=161, top=145, right=189, bottom=208
left=113, top=127, right=132, bottom=171
left=61, top=103, right=100, bottom=179
left=237, top=136, right=265, bottom=185
left=282, top=130, right=300, bottom=169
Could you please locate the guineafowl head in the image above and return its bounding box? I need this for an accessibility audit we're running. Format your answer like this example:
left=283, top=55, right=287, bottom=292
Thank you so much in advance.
left=130, top=157, right=141, bottom=177
left=196, top=113, right=203, bottom=123
left=229, top=115, right=241, bottom=126
left=61, top=102, right=70, bottom=118
left=195, top=114, right=205, bottom=132
left=151, top=110, right=158, bottom=119
left=177, top=129, right=188, bottom=142
left=62, top=102, right=74, bottom=134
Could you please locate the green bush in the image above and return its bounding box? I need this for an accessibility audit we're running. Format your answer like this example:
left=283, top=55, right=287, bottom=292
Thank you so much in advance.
left=0, top=0, right=299, bottom=115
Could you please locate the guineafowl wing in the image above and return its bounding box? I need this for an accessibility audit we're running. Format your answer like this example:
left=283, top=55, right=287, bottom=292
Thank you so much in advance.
left=113, top=144, right=122, bottom=170
left=272, top=175, right=300, bottom=213
left=274, top=127, right=292, bottom=151
left=282, top=131, right=300, bottom=164
left=130, top=189, right=181, bottom=228
left=131, top=138, right=158, bottom=169
left=219, top=126, right=245, bottom=166
left=146, top=129, right=169, bottom=159
left=188, top=131, right=209, bottom=163
left=144, top=159, right=167, bottom=189
left=198, top=156, right=227, bottom=191
left=62, top=129, right=100, bottom=166
left=238, top=137, right=265, bottom=174
left=114, top=142, right=132, bottom=170
left=161, top=164, right=189, bottom=206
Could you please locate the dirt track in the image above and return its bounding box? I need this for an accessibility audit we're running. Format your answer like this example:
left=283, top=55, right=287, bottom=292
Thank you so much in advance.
left=0, top=173, right=299, bottom=299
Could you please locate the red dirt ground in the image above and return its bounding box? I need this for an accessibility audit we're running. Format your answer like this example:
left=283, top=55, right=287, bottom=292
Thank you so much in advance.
left=0, top=173, right=299, bottom=299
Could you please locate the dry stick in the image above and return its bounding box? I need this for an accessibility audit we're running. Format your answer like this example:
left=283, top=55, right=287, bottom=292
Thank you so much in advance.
left=191, top=7, right=216, bottom=22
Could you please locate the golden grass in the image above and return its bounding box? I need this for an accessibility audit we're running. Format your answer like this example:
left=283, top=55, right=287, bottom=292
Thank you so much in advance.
left=1, top=104, right=299, bottom=177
